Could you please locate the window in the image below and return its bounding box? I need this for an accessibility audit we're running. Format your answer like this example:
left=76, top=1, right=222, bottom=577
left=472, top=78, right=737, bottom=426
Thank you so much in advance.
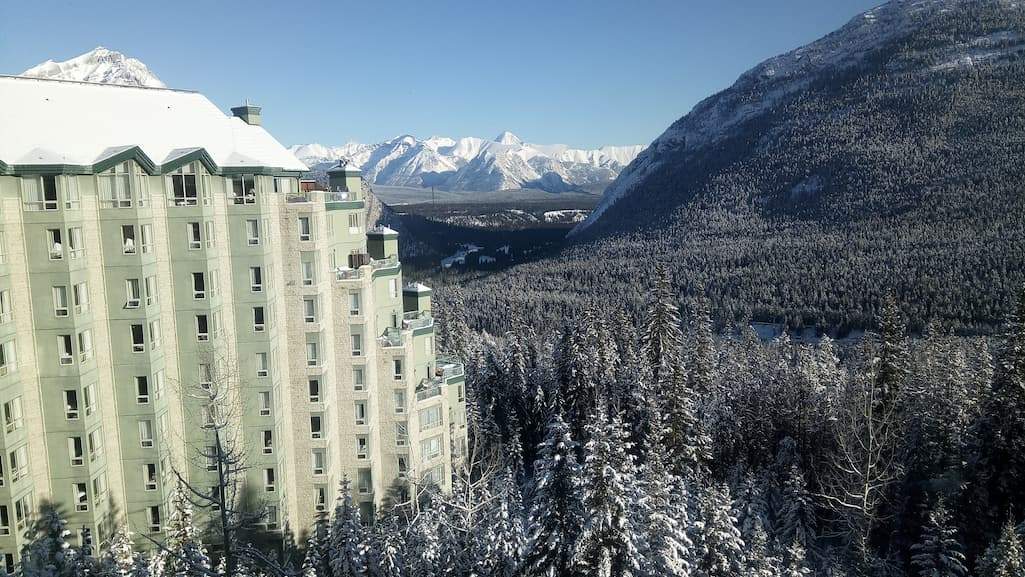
left=198, top=363, right=212, bottom=390
left=396, top=422, right=408, bottom=447
left=154, top=370, right=165, bottom=400
left=14, top=494, right=32, bottom=532
left=145, top=276, right=157, bottom=306
left=205, top=446, right=217, bottom=471
left=349, top=292, right=361, bottom=316
left=205, top=221, right=215, bottom=248
left=348, top=213, right=360, bottom=232
left=312, top=449, right=326, bottom=475
left=356, top=436, right=369, bottom=459
left=3, top=398, right=22, bottom=433
left=195, top=315, right=209, bottom=342
left=420, top=405, right=442, bottom=432
left=308, top=379, right=321, bottom=403
left=74, top=282, right=89, bottom=314
left=88, top=430, right=102, bottom=461
left=125, top=278, right=141, bottom=308
left=67, top=227, right=83, bottom=259
left=397, top=455, right=409, bottom=477
left=394, top=390, right=406, bottom=414
left=148, top=506, right=161, bottom=533
left=0, top=290, right=11, bottom=324
left=208, top=269, right=219, bottom=298
left=304, top=298, right=317, bottom=323
left=64, top=390, right=80, bottom=420
left=64, top=177, right=81, bottom=209
left=170, top=164, right=198, bottom=206
left=53, top=286, right=69, bottom=316
left=250, top=267, right=263, bottom=292
left=393, top=359, right=404, bottom=381
left=256, top=352, right=269, bottom=378
left=73, top=482, right=89, bottom=512
left=262, top=430, right=273, bottom=454
left=190, top=272, right=206, bottom=299
left=92, top=474, right=107, bottom=504
left=264, top=468, right=276, bottom=492
left=253, top=306, right=265, bottom=332
left=83, top=384, right=96, bottom=416
left=0, top=232, right=6, bottom=264
left=188, top=222, right=202, bottom=249
left=310, top=415, right=323, bottom=439
left=24, top=175, right=58, bottom=211
left=100, top=162, right=133, bottom=208
left=131, top=324, right=145, bottom=352
left=141, top=224, right=152, bottom=254
left=136, top=376, right=150, bottom=404
left=231, top=174, right=256, bottom=205
left=301, top=258, right=315, bottom=286
left=57, top=334, right=74, bottom=365
left=354, top=401, right=367, bottom=426
left=315, top=486, right=328, bottom=512
left=139, top=420, right=154, bottom=448
left=0, top=505, right=10, bottom=536
left=299, top=216, right=312, bottom=241
left=149, top=320, right=162, bottom=350
left=353, top=367, right=366, bottom=391
left=47, top=228, right=63, bottom=260
left=0, top=340, right=16, bottom=376
left=421, top=436, right=442, bottom=461
left=9, top=447, right=27, bottom=482
left=68, top=437, right=85, bottom=466
left=389, top=278, right=399, bottom=298
left=351, top=332, right=363, bottom=357
left=357, top=469, right=372, bottom=494
left=306, top=341, right=319, bottom=367
left=121, top=225, right=137, bottom=254
left=246, top=220, right=260, bottom=245
left=258, top=391, right=271, bottom=416
left=77, top=330, right=93, bottom=363
left=144, top=463, right=158, bottom=491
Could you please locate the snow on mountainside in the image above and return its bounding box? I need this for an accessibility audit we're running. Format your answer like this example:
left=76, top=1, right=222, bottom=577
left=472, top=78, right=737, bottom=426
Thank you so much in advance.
left=291, top=132, right=644, bottom=193
left=21, top=47, right=165, bottom=88
left=573, top=0, right=1020, bottom=234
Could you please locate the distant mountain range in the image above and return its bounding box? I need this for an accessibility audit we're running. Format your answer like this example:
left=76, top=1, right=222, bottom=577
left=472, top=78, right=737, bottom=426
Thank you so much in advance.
left=291, top=134, right=644, bottom=193
left=20, top=46, right=165, bottom=88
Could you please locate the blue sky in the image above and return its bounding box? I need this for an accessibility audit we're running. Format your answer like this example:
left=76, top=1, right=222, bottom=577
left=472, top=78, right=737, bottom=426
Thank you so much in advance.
left=1, top=0, right=881, bottom=148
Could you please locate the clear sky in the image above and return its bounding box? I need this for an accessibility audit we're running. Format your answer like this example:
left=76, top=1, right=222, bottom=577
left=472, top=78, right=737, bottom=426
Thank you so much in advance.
left=1, top=0, right=882, bottom=149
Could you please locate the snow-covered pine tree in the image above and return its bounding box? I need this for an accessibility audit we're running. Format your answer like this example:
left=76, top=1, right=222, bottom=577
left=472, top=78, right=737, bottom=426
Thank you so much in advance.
left=405, top=496, right=443, bottom=577
left=573, top=410, right=643, bottom=577
left=781, top=540, right=812, bottom=577
left=976, top=518, right=1024, bottom=577
left=910, top=499, right=967, bottom=577
left=99, top=525, right=138, bottom=577
left=693, top=484, right=746, bottom=577
left=641, top=414, right=693, bottom=577
left=641, top=264, right=684, bottom=389
left=521, top=413, right=583, bottom=577
left=328, top=478, right=368, bottom=577
left=151, top=484, right=212, bottom=577
left=777, top=465, right=816, bottom=550
left=20, top=503, right=80, bottom=577
left=482, top=467, right=526, bottom=577
left=365, top=517, right=405, bottom=577
left=745, top=522, right=782, bottom=577
left=731, top=470, right=772, bottom=545
left=686, top=296, right=716, bottom=398
left=876, top=296, right=909, bottom=410
left=302, top=529, right=327, bottom=577
left=555, top=320, right=596, bottom=443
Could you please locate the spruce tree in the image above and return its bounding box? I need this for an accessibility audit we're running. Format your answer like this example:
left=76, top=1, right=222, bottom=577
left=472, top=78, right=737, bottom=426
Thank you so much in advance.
left=781, top=540, right=812, bottom=577
left=365, top=517, right=405, bottom=577
left=151, top=484, right=212, bottom=577
left=977, top=518, right=1024, bottom=577
left=641, top=415, right=693, bottom=577
left=746, top=522, right=781, bottom=577
left=522, top=413, right=583, bottom=577
left=20, top=504, right=79, bottom=577
left=693, top=484, right=746, bottom=577
left=329, top=478, right=368, bottom=577
left=641, top=265, right=684, bottom=389
left=99, top=525, right=138, bottom=577
left=483, top=468, right=526, bottom=577
left=573, top=410, right=643, bottom=577
left=910, top=499, right=967, bottom=577
left=777, top=465, right=816, bottom=550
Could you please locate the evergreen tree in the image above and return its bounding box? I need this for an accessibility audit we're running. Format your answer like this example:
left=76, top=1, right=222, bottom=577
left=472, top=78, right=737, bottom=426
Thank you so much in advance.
left=152, top=484, right=212, bottom=577
left=328, top=479, right=368, bottom=577
left=573, top=411, right=643, bottom=577
left=910, top=499, right=968, bottom=577
left=641, top=265, right=684, bottom=389
left=482, top=468, right=526, bottom=577
left=641, top=416, right=693, bottom=577
left=522, top=414, right=584, bottom=577
left=20, top=504, right=79, bottom=577
left=365, top=517, right=405, bottom=577
left=99, top=526, right=138, bottom=577
left=977, top=518, right=1025, bottom=577
left=746, top=522, right=781, bottom=577
left=781, top=540, right=812, bottom=577
left=302, top=530, right=326, bottom=577
left=687, top=296, right=717, bottom=398
left=693, top=484, right=746, bottom=577
left=877, top=296, right=910, bottom=410
left=777, top=465, right=816, bottom=550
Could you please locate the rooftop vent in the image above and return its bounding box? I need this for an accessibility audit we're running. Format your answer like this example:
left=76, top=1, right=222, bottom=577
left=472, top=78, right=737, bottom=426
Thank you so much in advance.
left=230, top=100, right=262, bottom=126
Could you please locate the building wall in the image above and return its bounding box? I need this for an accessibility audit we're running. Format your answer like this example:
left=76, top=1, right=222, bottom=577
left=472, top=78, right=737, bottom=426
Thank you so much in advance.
left=0, top=164, right=467, bottom=563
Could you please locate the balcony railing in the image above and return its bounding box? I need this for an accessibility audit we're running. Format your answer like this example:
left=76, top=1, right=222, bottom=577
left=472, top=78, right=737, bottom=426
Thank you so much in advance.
left=379, top=327, right=403, bottom=348
left=402, top=311, right=433, bottom=331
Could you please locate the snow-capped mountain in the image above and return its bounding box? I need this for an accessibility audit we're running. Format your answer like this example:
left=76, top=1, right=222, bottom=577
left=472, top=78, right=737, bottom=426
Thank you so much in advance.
left=291, top=134, right=644, bottom=193
left=21, top=47, right=165, bottom=88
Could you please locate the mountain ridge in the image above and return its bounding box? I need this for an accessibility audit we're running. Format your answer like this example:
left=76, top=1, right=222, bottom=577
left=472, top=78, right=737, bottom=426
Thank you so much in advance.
left=20, top=46, right=165, bottom=88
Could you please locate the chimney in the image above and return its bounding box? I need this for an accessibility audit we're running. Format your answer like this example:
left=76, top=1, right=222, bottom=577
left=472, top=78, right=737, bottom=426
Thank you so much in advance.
left=231, top=101, right=262, bottom=126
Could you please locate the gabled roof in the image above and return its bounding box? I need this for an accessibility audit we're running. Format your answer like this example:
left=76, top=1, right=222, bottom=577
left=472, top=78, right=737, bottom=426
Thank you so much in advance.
left=0, top=75, right=307, bottom=174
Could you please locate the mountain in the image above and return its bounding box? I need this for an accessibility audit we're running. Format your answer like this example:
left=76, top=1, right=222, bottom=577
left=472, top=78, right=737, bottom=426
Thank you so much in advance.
left=447, top=0, right=1025, bottom=336
left=291, top=133, right=644, bottom=193
left=21, top=46, right=165, bottom=88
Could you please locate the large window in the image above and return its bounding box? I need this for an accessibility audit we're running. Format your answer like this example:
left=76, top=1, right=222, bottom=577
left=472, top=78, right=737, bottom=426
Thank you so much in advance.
left=192, top=272, right=205, bottom=299
left=419, top=405, right=442, bottom=432
left=299, top=216, right=312, bottom=241
left=420, top=436, right=442, bottom=461
left=24, top=175, right=58, bottom=211
left=188, top=222, right=202, bottom=249
left=231, top=174, right=256, bottom=204
left=100, top=162, right=133, bottom=208
left=121, top=225, right=137, bottom=254
left=130, top=324, right=145, bottom=352
left=249, top=267, right=263, bottom=292
left=170, top=164, right=198, bottom=206
left=125, top=278, right=141, bottom=308
left=53, top=286, right=69, bottom=317
left=246, top=220, right=260, bottom=245
left=47, top=228, right=63, bottom=260
left=57, top=334, right=74, bottom=365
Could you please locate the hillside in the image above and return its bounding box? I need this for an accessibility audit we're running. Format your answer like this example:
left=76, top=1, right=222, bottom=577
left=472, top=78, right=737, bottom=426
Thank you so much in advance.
left=21, top=46, right=165, bottom=88
left=448, top=0, right=1025, bottom=335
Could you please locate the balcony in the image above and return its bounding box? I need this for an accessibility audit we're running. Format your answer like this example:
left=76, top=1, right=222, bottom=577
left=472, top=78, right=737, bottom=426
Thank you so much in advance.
left=402, top=311, right=433, bottom=331
left=379, top=327, right=403, bottom=348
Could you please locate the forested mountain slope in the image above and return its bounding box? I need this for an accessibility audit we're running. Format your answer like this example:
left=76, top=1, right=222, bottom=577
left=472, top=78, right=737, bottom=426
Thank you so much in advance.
left=452, top=0, right=1025, bottom=335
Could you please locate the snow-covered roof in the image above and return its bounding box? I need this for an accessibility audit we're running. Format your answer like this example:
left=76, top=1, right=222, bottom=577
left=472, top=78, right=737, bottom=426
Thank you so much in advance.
left=327, top=160, right=362, bottom=174
left=0, top=75, right=307, bottom=173
left=403, top=282, right=433, bottom=294
left=368, top=225, right=399, bottom=236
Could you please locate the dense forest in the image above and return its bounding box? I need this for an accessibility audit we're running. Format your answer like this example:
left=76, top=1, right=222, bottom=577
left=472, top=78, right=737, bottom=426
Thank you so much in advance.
left=16, top=268, right=1025, bottom=577
left=444, top=0, right=1025, bottom=337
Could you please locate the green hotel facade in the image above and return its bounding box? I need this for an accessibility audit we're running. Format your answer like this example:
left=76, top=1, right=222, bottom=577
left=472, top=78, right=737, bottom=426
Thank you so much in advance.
left=0, top=75, right=467, bottom=565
